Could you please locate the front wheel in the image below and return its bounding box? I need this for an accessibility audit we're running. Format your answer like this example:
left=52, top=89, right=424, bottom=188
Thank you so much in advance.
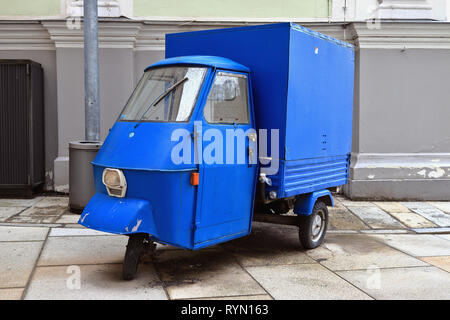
left=123, top=233, right=151, bottom=280
left=298, top=201, right=328, bottom=249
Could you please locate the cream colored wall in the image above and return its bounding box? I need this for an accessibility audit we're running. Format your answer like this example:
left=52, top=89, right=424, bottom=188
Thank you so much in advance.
left=0, top=0, right=447, bottom=21
left=0, top=0, right=330, bottom=21
left=133, top=0, right=329, bottom=20
left=0, top=0, right=62, bottom=16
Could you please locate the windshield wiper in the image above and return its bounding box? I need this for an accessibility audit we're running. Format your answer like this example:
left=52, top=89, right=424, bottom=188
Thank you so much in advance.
left=134, top=77, right=188, bottom=127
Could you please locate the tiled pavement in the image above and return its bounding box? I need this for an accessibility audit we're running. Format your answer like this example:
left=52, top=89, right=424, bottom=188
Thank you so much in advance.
left=0, top=195, right=449, bottom=300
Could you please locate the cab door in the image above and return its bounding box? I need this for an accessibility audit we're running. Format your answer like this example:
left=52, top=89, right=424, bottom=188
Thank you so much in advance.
left=193, top=70, right=257, bottom=248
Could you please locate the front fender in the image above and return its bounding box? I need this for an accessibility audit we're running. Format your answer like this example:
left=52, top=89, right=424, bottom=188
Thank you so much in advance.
left=293, top=190, right=334, bottom=216
left=79, top=193, right=158, bottom=236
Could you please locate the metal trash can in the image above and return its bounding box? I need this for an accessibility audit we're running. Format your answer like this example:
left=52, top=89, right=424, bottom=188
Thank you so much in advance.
left=69, top=141, right=102, bottom=213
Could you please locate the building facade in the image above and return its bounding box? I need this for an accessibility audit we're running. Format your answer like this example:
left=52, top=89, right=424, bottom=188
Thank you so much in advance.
left=0, top=0, right=449, bottom=200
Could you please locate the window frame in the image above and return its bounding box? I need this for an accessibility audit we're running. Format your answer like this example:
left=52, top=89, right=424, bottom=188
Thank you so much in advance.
left=202, top=70, right=251, bottom=125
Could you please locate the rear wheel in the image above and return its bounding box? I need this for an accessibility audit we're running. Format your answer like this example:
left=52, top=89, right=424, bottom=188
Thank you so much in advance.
left=123, top=233, right=153, bottom=280
left=298, top=201, right=328, bottom=249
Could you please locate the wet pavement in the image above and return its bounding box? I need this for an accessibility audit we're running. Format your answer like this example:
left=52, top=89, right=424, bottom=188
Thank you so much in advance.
left=0, top=195, right=449, bottom=300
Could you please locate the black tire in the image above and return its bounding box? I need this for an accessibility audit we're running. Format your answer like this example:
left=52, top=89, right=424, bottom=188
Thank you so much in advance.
left=122, top=233, right=148, bottom=280
left=298, top=201, right=328, bottom=249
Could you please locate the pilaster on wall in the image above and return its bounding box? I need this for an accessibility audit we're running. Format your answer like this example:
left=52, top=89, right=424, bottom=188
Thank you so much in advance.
left=66, top=0, right=121, bottom=18
left=377, top=0, right=433, bottom=20
left=331, top=0, right=447, bottom=22
left=0, top=22, right=58, bottom=190
left=351, top=21, right=450, bottom=49
left=346, top=22, right=450, bottom=200
left=42, top=20, right=142, bottom=48
left=43, top=20, right=142, bottom=192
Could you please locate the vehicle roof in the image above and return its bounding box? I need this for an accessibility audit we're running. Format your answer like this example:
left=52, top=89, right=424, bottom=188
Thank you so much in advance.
left=144, top=55, right=250, bottom=73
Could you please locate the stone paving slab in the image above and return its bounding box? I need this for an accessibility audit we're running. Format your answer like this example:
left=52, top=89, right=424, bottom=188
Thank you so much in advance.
left=347, top=206, right=406, bottom=229
left=55, top=214, right=80, bottom=224
left=420, top=256, right=450, bottom=273
left=245, top=264, right=372, bottom=300
left=38, top=235, right=128, bottom=266
left=33, top=197, right=68, bottom=208
left=0, top=226, right=48, bottom=242
left=437, top=234, right=450, bottom=241
left=401, top=202, right=450, bottom=227
left=0, top=222, right=63, bottom=228
left=359, top=229, right=410, bottom=234
left=25, top=264, right=167, bottom=300
left=373, top=202, right=411, bottom=213
left=8, top=206, right=67, bottom=224
left=306, top=234, right=427, bottom=271
left=228, top=244, right=314, bottom=267
left=328, top=207, right=369, bottom=230
left=0, top=207, right=26, bottom=222
left=0, top=197, right=44, bottom=207
left=401, top=202, right=436, bottom=210
left=0, top=288, right=24, bottom=300
left=21, top=206, right=67, bottom=217
left=220, top=223, right=314, bottom=266
left=0, top=241, right=43, bottom=288
left=328, top=230, right=359, bottom=234
left=428, top=202, right=450, bottom=214
left=64, top=223, right=84, bottom=229
left=339, top=201, right=374, bottom=207
left=383, top=211, right=436, bottom=228
left=412, top=227, right=450, bottom=234
left=372, top=234, right=450, bottom=257
left=337, top=266, right=450, bottom=300
left=155, top=249, right=266, bottom=300
left=49, top=227, right=111, bottom=237
left=47, top=228, right=179, bottom=253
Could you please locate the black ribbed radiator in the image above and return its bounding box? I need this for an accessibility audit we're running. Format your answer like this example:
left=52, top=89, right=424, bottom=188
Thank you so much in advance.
left=0, top=60, right=44, bottom=197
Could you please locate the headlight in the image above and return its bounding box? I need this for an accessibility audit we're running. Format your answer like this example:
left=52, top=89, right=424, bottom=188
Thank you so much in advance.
left=102, top=168, right=127, bottom=198
left=104, top=170, right=121, bottom=187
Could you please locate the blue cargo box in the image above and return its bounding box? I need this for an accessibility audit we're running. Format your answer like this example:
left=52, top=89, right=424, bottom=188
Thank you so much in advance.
left=166, top=23, right=355, bottom=199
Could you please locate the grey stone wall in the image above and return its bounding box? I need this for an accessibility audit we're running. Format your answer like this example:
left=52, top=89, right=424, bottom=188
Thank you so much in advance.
left=53, top=47, right=145, bottom=191
left=345, top=46, right=450, bottom=200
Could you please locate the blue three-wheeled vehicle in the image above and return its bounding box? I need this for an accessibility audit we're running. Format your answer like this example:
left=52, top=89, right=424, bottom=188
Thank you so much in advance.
left=80, top=23, right=354, bottom=280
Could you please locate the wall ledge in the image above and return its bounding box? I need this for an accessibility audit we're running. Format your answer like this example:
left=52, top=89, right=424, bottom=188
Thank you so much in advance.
left=345, top=152, right=450, bottom=200
left=351, top=21, right=450, bottom=49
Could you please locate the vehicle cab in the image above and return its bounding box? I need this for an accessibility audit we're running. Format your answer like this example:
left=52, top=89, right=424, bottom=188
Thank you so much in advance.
left=80, top=55, right=258, bottom=252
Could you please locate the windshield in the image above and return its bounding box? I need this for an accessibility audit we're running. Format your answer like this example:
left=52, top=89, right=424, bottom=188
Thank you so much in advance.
left=119, top=66, right=207, bottom=122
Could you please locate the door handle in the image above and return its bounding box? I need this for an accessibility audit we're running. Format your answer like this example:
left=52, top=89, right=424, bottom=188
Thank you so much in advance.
left=247, top=146, right=254, bottom=167
left=248, top=132, right=257, bottom=142
left=247, top=132, right=257, bottom=167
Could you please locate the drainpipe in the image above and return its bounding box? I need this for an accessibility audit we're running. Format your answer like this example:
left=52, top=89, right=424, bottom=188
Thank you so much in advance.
left=84, top=0, right=100, bottom=141
left=69, top=0, right=102, bottom=213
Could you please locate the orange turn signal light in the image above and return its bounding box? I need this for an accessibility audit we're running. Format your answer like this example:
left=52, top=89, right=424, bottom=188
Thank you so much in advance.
left=190, top=172, right=199, bottom=186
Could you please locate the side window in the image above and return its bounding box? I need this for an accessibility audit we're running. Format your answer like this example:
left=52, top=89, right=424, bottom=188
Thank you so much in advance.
left=204, top=72, right=250, bottom=124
